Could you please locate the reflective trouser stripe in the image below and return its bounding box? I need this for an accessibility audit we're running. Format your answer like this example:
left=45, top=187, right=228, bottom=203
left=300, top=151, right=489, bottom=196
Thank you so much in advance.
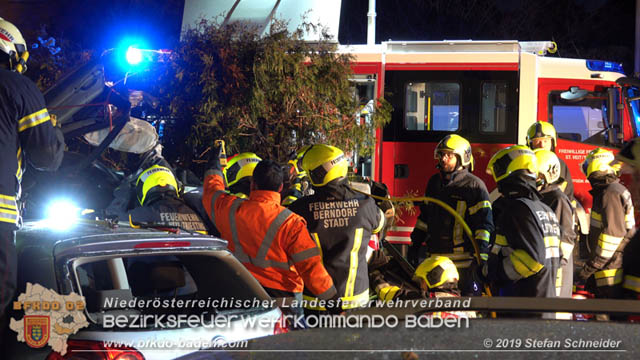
left=623, top=275, right=640, bottom=293
left=556, top=268, right=563, bottom=297
left=345, top=228, right=364, bottom=298
left=594, top=269, right=623, bottom=287
left=18, top=108, right=50, bottom=132
left=303, top=289, right=369, bottom=310
left=596, top=233, right=623, bottom=259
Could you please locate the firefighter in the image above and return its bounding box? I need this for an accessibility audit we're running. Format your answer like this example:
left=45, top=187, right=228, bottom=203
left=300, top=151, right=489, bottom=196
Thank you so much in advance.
left=526, top=121, right=574, bottom=200
left=534, top=149, right=576, bottom=299
left=202, top=151, right=340, bottom=317
left=483, top=145, right=561, bottom=299
left=413, top=256, right=476, bottom=318
left=615, top=138, right=640, bottom=300
left=0, top=17, right=65, bottom=343
left=288, top=144, right=384, bottom=311
left=368, top=249, right=424, bottom=302
left=408, top=134, right=493, bottom=296
left=282, top=145, right=312, bottom=206
left=107, top=164, right=208, bottom=234
left=574, top=148, right=634, bottom=299
left=223, top=152, right=261, bottom=198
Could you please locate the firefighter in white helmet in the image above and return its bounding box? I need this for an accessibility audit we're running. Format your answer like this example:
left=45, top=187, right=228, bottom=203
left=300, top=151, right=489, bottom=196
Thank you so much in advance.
left=534, top=149, right=576, bottom=300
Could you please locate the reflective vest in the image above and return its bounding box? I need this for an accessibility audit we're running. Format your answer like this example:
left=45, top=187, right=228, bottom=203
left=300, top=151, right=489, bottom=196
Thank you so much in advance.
left=202, top=170, right=337, bottom=299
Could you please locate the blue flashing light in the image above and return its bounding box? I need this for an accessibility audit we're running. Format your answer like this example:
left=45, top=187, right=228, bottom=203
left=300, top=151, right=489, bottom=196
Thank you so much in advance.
left=115, top=37, right=150, bottom=71
left=586, top=60, right=625, bottom=74
left=126, top=47, right=143, bottom=65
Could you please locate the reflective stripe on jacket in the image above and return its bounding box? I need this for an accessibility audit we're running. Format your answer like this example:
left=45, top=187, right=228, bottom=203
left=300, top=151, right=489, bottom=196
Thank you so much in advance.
left=202, top=170, right=337, bottom=299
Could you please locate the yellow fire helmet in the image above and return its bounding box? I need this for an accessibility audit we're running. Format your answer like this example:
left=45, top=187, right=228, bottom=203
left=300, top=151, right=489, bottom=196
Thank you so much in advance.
left=136, top=165, right=179, bottom=205
left=413, top=256, right=459, bottom=289
left=300, top=144, right=348, bottom=187
left=616, top=137, right=640, bottom=170
left=534, top=149, right=561, bottom=185
left=223, top=152, right=262, bottom=187
left=487, top=145, right=538, bottom=183
left=0, top=17, right=29, bottom=73
left=526, top=121, right=557, bottom=149
left=434, top=134, right=474, bottom=170
left=581, top=147, right=617, bottom=178
left=288, top=145, right=312, bottom=175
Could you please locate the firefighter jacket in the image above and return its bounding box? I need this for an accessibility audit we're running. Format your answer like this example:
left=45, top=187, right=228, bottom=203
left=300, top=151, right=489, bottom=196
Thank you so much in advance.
left=539, top=184, right=575, bottom=298
left=368, top=249, right=424, bottom=302
left=288, top=178, right=384, bottom=309
left=558, top=157, right=574, bottom=201
left=578, top=176, right=635, bottom=289
left=409, top=168, right=494, bottom=265
left=487, top=175, right=561, bottom=298
left=127, top=195, right=208, bottom=234
left=202, top=169, right=337, bottom=300
left=539, top=184, right=576, bottom=261
left=0, top=69, right=64, bottom=228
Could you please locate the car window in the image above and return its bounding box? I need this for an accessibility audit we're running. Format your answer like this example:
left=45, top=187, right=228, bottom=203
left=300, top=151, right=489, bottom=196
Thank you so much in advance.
left=75, top=253, right=271, bottom=326
left=549, top=91, right=609, bottom=144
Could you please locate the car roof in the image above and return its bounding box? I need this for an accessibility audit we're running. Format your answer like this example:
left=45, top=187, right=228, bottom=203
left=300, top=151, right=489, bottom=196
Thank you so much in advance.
left=17, top=219, right=228, bottom=258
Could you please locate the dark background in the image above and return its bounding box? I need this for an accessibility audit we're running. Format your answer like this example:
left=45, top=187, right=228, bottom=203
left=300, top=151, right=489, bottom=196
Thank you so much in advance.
left=1, top=0, right=636, bottom=76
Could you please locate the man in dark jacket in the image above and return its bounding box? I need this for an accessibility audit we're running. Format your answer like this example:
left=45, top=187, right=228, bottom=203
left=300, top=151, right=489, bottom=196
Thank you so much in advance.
left=0, top=17, right=65, bottom=343
left=408, top=135, right=494, bottom=296
left=484, top=146, right=561, bottom=301
left=289, top=144, right=384, bottom=312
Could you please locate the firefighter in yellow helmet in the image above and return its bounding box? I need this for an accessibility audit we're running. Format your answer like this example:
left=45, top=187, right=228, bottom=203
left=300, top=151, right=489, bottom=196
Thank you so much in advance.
left=0, top=17, right=64, bottom=340
left=408, top=134, right=494, bottom=296
left=223, top=152, right=261, bottom=198
left=526, top=121, right=574, bottom=200
left=482, top=145, right=561, bottom=301
left=106, top=163, right=208, bottom=233
left=534, top=149, right=576, bottom=300
left=615, top=138, right=640, bottom=300
left=282, top=145, right=312, bottom=206
left=288, top=144, right=384, bottom=312
left=413, top=256, right=476, bottom=318
left=574, top=148, right=634, bottom=299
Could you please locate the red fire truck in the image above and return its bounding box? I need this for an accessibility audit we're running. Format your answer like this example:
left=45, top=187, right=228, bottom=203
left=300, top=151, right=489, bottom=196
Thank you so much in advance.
left=344, top=40, right=640, bottom=245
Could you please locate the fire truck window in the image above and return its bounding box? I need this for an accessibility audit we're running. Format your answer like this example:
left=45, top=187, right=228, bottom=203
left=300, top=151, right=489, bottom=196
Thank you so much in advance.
left=480, top=82, right=508, bottom=134
left=404, top=82, right=459, bottom=131
left=549, top=92, right=608, bottom=144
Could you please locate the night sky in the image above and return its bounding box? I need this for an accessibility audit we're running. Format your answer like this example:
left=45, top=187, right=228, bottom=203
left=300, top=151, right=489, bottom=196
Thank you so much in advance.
left=1, top=0, right=637, bottom=72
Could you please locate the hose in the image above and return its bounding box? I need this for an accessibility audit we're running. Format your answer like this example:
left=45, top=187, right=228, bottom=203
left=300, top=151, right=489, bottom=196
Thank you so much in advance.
left=351, top=188, right=494, bottom=300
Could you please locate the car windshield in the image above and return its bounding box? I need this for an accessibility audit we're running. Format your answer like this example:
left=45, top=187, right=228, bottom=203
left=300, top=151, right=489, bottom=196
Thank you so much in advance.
left=74, top=252, right=273, bottom=329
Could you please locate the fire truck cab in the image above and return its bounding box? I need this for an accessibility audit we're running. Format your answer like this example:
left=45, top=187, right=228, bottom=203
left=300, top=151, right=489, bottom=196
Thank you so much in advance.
left=344, top=40, right=640, bottom=245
